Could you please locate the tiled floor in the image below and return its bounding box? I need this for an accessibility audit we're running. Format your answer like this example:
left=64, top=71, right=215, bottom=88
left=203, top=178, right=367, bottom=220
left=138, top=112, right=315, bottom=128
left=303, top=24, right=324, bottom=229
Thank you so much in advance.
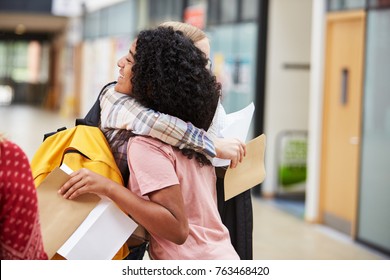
left=1, top=105, right=388, bottom=260
left=252, top=197, right=386, bottom=259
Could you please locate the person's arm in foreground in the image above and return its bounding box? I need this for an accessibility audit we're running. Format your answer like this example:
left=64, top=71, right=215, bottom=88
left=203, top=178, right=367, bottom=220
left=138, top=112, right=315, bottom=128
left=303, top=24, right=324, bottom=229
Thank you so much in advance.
left=0, top=140, right=48, bottom=260
left=59, top=168, right=188, bottom=244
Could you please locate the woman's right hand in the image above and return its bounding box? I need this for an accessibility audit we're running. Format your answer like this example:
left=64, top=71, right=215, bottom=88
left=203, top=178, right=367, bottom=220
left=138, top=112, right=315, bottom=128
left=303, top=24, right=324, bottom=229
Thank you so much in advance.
left=213, top=138, right=246, bottom=168
left=58, top=168, right=118, bottom=200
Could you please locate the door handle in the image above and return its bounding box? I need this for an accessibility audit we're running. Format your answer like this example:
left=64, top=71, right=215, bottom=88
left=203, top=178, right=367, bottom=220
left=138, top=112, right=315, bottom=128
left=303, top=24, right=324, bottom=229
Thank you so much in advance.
left=341, top=68, right=349, bottom=105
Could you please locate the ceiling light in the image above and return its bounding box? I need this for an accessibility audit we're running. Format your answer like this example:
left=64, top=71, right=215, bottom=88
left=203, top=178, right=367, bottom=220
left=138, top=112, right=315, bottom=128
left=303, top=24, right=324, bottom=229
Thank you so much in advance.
left=15, top=24, right=26, bottom=35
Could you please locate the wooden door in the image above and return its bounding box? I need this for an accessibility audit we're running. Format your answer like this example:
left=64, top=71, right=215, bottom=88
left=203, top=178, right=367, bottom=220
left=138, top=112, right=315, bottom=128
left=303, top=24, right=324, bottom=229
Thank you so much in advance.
left=320, top=11, right=365, bottom=237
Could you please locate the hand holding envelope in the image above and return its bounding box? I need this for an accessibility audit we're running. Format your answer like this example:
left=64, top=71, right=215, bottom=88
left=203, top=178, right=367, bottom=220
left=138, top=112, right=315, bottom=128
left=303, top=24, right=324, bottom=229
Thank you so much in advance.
left=224, top=134, right=266, bottom=201
left=36, top=164, right=137, bottom=260
left=210, top=102, right=266, bottom=200
left=37, top=165, right=100, bottom=259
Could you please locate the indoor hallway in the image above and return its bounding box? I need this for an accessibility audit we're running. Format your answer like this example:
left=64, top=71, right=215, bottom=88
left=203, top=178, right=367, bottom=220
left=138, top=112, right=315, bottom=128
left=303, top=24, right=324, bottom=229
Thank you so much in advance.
left=252, top=197, right=386, bottom=259
left=0, top=105, right=387, bottom=260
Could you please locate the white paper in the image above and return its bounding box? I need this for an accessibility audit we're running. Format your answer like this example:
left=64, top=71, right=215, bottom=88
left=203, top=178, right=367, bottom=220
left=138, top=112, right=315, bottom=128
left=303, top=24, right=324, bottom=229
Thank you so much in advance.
left=212, top=102, right=255, bottom=167
left=60, top=163, right=73, bottom=175
left=57, top=197, right=138, bottom=260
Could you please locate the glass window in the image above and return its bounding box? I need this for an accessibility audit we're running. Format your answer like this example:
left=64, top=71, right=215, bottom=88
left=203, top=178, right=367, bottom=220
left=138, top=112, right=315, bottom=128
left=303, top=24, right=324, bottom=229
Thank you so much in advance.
left=184, top=0, right=207, bottom=29
left=99, top=9, right=109, bottom=37
left=0, top=41, right=48, bottom=83
left=367, top=0, right=390, bottom=8
left=221, top=0, right=238, bottom=23
left=0, top=44, right=7, bottom=78
left=11, top=42, right=28, bottom=82
left=207, top=23, right=258, bottom=139
left=149, top=0, right=182, bottom=26
left=207, top=0, right=219, bottom=25
left=241, top=0, right=258, bottom=21
left=358, top=8, right=390, bottom=252
left=83, top=1, right=138, bottom=39
left=106, top=1, right=136, bottom=37
left=327, top=0, right=366, bottom=11
left=84, top=11, right=100, bottom=39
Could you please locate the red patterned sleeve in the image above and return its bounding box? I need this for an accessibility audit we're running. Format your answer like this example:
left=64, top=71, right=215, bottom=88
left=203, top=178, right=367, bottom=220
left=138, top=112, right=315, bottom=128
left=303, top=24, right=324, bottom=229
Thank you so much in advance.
left=0, top=140, right=48, bottom=260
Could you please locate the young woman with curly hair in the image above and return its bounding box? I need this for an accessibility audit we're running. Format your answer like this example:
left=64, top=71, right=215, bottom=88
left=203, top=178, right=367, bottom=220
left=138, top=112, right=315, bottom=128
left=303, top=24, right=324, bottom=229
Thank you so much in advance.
left=59, top=26, right=239, bottom=260
left=100, top=21, right=251, bottom=260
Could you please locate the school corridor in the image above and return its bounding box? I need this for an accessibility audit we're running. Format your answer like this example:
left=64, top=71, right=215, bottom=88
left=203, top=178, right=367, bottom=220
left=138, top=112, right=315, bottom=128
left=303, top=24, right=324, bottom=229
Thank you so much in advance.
left=0, top=104, right=387, bottom=260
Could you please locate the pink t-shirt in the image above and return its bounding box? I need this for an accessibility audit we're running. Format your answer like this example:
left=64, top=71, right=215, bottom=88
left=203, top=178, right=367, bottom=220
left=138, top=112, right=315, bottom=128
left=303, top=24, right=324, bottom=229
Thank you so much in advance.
left=127, top=136, right=239, bottom=260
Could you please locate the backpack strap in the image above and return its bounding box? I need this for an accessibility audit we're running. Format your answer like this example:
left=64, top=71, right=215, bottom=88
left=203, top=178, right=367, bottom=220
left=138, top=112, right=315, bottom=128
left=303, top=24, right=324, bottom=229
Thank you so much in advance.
left=75, top=81, right=117, bottom=127
left=43, top=82, right=117, bottom=141
left=74, top=81, right=131, bottom=183
left=43, top=127, right=67, bottom=141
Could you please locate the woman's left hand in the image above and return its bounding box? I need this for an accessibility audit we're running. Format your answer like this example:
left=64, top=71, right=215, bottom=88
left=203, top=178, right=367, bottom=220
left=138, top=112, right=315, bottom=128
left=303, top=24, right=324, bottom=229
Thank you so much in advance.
left=214, top=137, right=246, bottom=168
left=58, top=168, right=112, bottom=200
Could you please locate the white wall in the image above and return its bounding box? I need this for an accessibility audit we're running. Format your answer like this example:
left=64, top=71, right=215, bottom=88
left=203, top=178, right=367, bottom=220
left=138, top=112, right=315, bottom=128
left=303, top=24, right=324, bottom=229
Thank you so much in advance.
left=263, top=0, right=313, bottom=195
left=306, top=0, right=326, bottom=222
left=80, top=35, right=134, bottom=117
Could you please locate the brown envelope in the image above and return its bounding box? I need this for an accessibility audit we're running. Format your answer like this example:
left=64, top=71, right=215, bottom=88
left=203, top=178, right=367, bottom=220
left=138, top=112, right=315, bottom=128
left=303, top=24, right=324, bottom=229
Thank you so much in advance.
left=36, top=167, right=100, bottom=259
left=224, top=134, right=266, bottom=201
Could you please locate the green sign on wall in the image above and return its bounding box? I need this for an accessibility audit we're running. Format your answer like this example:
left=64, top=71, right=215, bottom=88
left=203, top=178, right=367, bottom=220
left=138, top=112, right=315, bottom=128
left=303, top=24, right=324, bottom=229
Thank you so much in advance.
left=277, top=131, right=307, bottom=193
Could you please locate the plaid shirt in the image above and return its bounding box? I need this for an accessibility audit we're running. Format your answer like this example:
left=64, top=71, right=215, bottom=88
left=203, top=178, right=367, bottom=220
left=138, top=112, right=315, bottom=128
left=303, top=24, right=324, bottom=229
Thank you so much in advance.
left=99, top=84, right=217, bottom=177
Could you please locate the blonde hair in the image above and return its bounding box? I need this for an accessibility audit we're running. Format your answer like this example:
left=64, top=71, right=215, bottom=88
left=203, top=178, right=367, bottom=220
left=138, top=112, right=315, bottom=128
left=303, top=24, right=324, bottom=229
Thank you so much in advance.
left=159, top=21, right=207, bottom=43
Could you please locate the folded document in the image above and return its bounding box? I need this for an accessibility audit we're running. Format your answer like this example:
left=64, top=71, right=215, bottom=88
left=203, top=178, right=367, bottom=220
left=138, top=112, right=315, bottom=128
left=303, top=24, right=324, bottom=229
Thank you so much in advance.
left=37, top=164, right=137, bottom=260
left=58, top=197, right=138, bottom=260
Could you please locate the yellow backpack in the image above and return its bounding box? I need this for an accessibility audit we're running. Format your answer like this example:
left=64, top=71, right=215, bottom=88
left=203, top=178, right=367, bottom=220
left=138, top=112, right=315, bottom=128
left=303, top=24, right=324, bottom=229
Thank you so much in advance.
left=31, top=125, right=123, bottom=187
left=31, top=124, right=129, bottom=260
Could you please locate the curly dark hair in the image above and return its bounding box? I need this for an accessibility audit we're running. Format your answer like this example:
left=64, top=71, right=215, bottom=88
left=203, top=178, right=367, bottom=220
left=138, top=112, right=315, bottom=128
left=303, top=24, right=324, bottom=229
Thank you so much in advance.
left=130, top=26, right=221, bottom=165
